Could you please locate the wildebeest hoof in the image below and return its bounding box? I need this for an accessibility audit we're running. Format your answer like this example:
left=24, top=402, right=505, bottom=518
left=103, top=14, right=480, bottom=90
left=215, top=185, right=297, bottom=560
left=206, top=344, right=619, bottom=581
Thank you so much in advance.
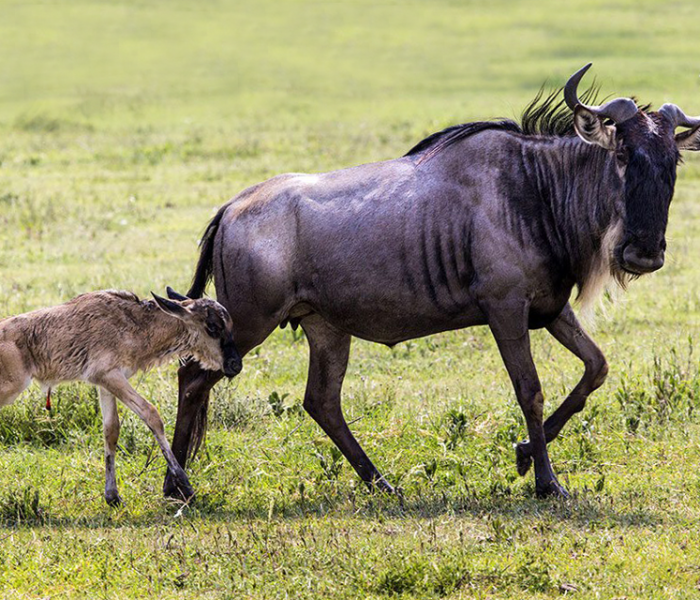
left=515, top=442, right=533, bottom=476
left=163, top=473, right=178, bottom=499
left=367, top=476, right=395, bottom=495
left=535, top=480, right=569, bottom=499
left=180, top=485, right=196, bottom=501
left=169, top=482, right=195, bottom=502
left=163, top=474, right=194, bottom=502
left=163, top=472, right=194, bottom=500
left=105, top=490, right=123, bottom=507
left=171, top=476, right=196, bottom=502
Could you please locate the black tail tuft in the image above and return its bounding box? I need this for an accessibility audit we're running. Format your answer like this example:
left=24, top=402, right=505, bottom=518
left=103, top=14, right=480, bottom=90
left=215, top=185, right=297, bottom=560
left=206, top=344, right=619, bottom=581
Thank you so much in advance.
left=188, top=395, right=209, bottom=462
left=188, top=203, right=230, bottom=299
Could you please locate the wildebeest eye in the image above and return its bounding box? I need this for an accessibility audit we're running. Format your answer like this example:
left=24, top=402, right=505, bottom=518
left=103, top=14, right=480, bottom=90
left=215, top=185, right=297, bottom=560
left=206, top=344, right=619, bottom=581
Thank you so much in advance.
left=205, top=321, right=220, bottom=338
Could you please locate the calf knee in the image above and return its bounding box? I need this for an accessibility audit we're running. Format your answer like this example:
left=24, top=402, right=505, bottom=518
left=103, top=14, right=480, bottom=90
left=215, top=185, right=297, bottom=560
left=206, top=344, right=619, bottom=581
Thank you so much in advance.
left=103, top=420, right=120, bottom=446
left=144, top=406, right=165, bottom=436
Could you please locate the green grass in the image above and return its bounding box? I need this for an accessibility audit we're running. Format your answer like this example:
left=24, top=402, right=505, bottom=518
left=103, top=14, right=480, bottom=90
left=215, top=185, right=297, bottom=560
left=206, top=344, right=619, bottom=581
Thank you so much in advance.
left=2, top=0, right=700, bottom=597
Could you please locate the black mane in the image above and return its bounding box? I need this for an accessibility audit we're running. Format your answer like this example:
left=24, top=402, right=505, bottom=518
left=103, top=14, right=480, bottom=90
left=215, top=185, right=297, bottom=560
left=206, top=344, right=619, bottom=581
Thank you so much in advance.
left=404, top=120, right=521, bottom=159
left=405, top=83, right=605, bottom=159
left=519, top=83, right=603, bottom=137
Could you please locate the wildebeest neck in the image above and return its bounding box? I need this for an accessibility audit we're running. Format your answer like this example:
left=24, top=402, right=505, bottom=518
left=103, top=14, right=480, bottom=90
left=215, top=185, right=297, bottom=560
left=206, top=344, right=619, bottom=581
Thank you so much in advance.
left=517, top=136, right=625, bottom=304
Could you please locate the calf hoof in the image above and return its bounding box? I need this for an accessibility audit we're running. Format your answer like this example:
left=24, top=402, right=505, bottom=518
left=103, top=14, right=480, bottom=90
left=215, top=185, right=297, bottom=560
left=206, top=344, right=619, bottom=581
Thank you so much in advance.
left=535, top=480, right=569, bottom=499
left=515, top=442, right=533, bottom=476
left=104, top=490, right=123, bottom=507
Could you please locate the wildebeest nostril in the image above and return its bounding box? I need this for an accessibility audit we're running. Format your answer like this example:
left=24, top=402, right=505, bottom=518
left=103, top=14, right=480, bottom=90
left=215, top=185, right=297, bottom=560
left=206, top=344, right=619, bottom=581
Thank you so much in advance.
left=622, top=245, right=665, bottom=274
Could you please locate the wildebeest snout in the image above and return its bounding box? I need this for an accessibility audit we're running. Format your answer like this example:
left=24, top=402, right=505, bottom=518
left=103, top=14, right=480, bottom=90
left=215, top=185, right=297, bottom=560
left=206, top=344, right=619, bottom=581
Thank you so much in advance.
left=620, top=240, right=665, bottom=274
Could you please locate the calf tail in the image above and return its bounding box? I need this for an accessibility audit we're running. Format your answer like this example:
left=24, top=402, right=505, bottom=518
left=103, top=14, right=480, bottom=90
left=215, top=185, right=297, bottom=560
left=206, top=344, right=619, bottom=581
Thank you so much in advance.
left=187, top=203, right=230, bottom=299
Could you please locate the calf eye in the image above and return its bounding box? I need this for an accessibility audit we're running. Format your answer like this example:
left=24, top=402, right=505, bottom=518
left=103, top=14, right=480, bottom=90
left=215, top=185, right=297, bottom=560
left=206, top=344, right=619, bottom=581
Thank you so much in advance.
left=205, top=322, right=220, bottom=338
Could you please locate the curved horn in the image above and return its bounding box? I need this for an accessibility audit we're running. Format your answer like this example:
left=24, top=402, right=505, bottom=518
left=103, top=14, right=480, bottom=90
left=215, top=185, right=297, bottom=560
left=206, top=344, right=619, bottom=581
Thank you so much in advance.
left=564, top=63, right=638, bottom=123
left=564, top=63, right=593, bottom=111
left=166, top=286, right=190, bottom=301
left=659, top=103, right=700, bottom=130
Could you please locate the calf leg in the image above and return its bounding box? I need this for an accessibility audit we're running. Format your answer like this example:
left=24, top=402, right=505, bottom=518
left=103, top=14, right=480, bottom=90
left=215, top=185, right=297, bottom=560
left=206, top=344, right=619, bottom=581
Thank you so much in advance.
left=98, top=388, right=122, bottom=506
left=93, top=370, right=194, bottom=501
left=0, top=344, right=31, bottom=407
left=489, top=306, right=567, bottom=498
left=516, top=303, right=608, bottom=476
left=302, top=315, right=393, bottom=493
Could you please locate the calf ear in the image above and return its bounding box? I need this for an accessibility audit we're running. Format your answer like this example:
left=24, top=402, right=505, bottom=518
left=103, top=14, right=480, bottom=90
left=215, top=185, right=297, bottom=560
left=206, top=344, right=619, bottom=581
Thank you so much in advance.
left=152, top=292, right=190, bottom=320
left=675, top=125, right=700, bottom=151
left=573, top=106, right=616, bottom=150
left=166, top=286, right=190, bottom=301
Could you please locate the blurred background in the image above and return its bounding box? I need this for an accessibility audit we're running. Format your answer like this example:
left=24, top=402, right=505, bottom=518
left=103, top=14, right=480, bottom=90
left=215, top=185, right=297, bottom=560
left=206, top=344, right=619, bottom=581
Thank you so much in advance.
left=2, top=0, right=699, bottom=311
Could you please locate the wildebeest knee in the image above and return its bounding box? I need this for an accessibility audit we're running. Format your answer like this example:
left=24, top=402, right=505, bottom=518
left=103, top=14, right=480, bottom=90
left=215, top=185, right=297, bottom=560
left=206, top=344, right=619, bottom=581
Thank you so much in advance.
left=303, top=394, right=338, bottom=422
left=303, top=396, right=319, bottom=418
left=519, top=390, right=545, bottom=422
left=587, top=354, right=609, bottom=389
left=569, top=394, right=588, bottom=414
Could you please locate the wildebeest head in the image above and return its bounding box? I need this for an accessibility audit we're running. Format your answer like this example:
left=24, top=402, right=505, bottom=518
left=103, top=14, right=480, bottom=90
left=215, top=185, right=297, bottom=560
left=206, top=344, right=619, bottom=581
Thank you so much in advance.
left=152, top=287, right=242, bottom=377
left=566, top=63, right=700, bottom=276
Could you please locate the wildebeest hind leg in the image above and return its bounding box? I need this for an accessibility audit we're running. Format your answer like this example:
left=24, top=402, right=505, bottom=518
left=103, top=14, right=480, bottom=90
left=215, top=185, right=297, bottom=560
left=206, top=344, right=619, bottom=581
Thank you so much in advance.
left=515, top=303, right=608, bottom=476
left=164, top=361, right=224, bottom=498
left=164, top=320, right=278, bottom=498
left=301, top=315, right=394, bottom=494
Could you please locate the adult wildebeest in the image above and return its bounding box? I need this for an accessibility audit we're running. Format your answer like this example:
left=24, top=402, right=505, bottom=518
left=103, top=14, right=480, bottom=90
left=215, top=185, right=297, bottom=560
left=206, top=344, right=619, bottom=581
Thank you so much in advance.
left=165, top=64, right=700, bottom=498
left=0, top=288, right=240, bottom=505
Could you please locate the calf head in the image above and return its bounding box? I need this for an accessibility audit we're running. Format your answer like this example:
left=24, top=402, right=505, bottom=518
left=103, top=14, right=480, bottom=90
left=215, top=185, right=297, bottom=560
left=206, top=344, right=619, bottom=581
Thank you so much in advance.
left=152, top=288, right=242, bottom=377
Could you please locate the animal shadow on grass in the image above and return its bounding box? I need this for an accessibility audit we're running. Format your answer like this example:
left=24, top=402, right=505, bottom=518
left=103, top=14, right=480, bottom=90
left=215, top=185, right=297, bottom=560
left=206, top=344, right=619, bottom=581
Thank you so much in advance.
left=0, top=470, right=664, bottom=531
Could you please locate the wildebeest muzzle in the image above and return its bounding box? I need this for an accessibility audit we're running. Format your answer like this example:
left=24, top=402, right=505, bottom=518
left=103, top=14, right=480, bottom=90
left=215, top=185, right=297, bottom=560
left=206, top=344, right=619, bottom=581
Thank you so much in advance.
left=618, top=237, right=666, bottom=275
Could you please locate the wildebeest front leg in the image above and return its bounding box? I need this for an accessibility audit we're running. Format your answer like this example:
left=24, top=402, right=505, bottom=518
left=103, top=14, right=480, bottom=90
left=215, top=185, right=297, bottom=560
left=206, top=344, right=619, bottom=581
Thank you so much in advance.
left=515, top=303, right=608, bottom=476
left=489, top=309, right=568, bottom=498
left=98, top=388, right=122, bottom=506
left=302, top=315, right=394, bottom=494
left=93, top=370, right=195, bottom=501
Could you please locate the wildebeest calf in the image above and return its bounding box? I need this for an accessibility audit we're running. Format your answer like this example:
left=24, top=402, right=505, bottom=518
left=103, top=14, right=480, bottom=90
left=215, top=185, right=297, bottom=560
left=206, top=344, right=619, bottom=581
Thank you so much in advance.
left=0, top=287, right=241, bottom=505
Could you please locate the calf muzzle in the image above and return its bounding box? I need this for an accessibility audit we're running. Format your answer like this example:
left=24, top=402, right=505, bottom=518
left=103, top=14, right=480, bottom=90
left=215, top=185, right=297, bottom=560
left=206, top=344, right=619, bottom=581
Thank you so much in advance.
left=223, top=355, right=242, bottom=378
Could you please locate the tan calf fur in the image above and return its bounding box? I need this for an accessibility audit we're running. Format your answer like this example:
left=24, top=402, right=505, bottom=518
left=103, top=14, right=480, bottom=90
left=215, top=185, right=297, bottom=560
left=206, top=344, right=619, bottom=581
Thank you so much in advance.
left=0, top=288, right=240, bottom=505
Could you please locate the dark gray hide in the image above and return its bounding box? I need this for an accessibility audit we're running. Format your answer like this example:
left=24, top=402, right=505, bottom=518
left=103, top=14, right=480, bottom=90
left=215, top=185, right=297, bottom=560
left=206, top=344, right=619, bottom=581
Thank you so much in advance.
left=165, top=65, right=700, bottom=498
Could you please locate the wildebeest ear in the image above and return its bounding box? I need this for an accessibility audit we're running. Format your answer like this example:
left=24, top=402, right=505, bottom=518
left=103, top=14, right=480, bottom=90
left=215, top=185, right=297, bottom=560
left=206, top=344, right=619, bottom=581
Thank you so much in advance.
left=166, top=286, right=190, bottom=301
left=675, top=125, right=700, bottom=151
left=573, top=106, right=616, bottom=150
left=152, top=292, right=190, bottom=320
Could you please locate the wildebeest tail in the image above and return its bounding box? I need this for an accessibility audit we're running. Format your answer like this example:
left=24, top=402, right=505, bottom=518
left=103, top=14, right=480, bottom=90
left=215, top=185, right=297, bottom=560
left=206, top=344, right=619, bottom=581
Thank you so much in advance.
left=188, top=203, right=230, bottom=299
left=188, top=395, right=209, bottom=461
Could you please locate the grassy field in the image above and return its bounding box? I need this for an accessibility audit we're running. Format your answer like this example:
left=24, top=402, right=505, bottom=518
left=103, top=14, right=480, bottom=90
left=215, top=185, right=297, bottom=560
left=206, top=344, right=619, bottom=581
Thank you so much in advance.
left=2, top=0, right=700, bottom=597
